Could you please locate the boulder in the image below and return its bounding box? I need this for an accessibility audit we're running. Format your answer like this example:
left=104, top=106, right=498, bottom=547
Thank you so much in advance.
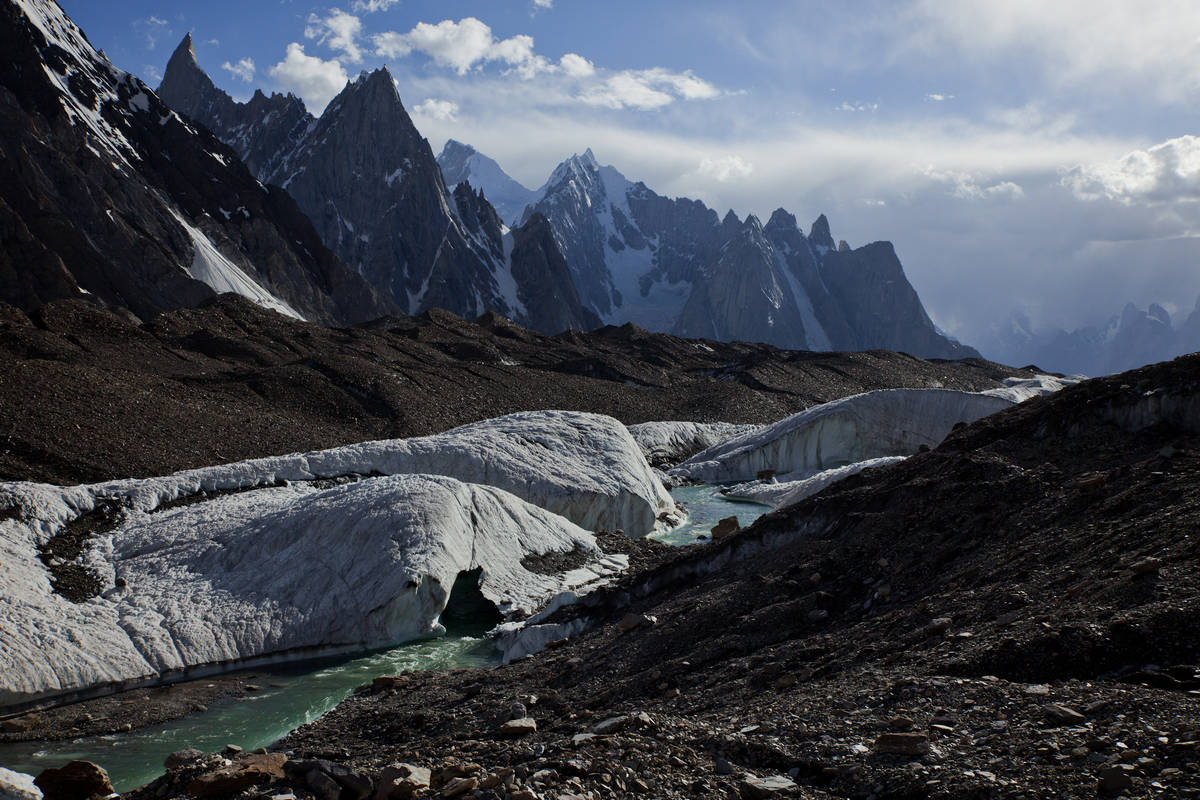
left=710, top=516, right=740, bottom=540
left=187, top=754, right=287, bottom=797
left=33, top=762, right=112, bottom=800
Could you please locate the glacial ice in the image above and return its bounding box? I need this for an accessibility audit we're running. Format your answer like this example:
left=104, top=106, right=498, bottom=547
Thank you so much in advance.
left=670, top=388, right=1017, bottom=484
left=64, top=410, right=673, bottom=537
left=627, top=421, right=761, bottom=467
left=0, top=474, right=625, bottom=710
left=0, top=410, right=670, bottom=709
left=720, top=457, right=908, bottom=508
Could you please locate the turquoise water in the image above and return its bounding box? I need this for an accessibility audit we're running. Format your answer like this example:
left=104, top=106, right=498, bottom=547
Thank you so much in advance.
left=654, top=484, right=771, bottom=546
left=0, top=487, right=768, bottom=791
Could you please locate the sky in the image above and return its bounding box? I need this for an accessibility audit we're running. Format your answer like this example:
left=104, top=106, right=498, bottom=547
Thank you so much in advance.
left=62, top=0, right=1200, bottom=356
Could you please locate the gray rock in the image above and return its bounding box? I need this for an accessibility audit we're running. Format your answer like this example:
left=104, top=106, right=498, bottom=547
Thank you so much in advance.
left=0, top=768, right=42, bottom=800
left=739, top=774, right=796, bottom=798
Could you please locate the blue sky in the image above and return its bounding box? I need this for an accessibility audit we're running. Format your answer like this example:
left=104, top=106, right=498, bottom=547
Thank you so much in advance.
left=63, top=0, right=1200, bottom=354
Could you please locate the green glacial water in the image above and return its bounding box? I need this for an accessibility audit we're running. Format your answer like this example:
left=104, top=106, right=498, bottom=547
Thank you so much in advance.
left=0, top=486, right=769, bottom=792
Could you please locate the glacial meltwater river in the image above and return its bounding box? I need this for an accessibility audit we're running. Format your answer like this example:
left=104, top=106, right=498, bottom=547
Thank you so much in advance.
left=0, top=486, right=768, bottom=791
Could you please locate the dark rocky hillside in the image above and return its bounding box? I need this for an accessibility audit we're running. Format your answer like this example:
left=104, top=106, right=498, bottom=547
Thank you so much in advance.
left=0, top=294, right=1025, bottom=486
left=130, top=354, right=1200, bottom=799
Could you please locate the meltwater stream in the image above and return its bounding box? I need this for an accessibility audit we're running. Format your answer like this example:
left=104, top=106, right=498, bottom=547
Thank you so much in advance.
left=0, top=486, right=769, bottom=791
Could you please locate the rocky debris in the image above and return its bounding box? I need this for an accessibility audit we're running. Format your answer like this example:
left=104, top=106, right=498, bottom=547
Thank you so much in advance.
left=0, top=768, right=41, bottom=800
left=1097, top=764, right=1135, bottom=795
left=739, top=774, right=796, bottom=798
left=1044, top=703, right=1087, bottom=726
left=874, top=732, right=931, bottom=756
left=499, top=718, right=538, bottom=737
left=32, top=762, right=112, bottom=800
left=374, top=763, right=429, bottom=800
left=616, top=612, right=657, bottom=632
left=0, top=296, right=1032, bottom=487
left=710, top=515, right=741, bottom=540
left=163, top=750, right=205, bottom=771
left=187, top=753, right=286, bottom=797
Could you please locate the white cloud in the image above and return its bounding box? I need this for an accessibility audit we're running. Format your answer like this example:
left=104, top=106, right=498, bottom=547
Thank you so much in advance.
left=305, top=8, right=364, bottom=63
left=352, top=0, right=400, bottom=11
left=412, top=98, right=459, bottom=121
left=698, top=155, right=754, bottom=182
left=374, top=17, right=548, bottom=76
left=1064, top=135, right=1200, bottom=205
left=135, top=16, right=170, bottom=50
left=922, top=167, right=1025, bottom=200
left=836, top=101, right=878, bottom=112
left=925, top=93, right=953, bottom=102
left=908, top=0, right=1200, bottom=103
left=580, top=69, right=720, bottom=110
left=268, top=43, right=348, bottom=114
left=206, top=38, right=219, bottom=47
left=221, top=57, right=256, bottom=83
left=532, top=0, right=553, bottom=8
left=142, top=64, right=162, bottom=83
left=559, top=53, right=595, bottom=78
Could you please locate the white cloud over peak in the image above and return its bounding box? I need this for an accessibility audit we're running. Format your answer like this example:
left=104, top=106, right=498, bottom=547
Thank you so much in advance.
left=698, top=155, right=755, bottom=182
left=305, top=8, right=364, bottom=63
left=1064, top=135, right=1200, bottom=205
left=922, top=167, right=1025, bottom=200
left=532, top=0, right=554, bottom=8
left=412, top=97, right=459, bottom=121
left=373, top=17, right=550, bottom=77
left=268, top=43, right=348, bottom=114
left=135, top=16, right=170, bottom=51
left=221, top=57, right=256, bottom=83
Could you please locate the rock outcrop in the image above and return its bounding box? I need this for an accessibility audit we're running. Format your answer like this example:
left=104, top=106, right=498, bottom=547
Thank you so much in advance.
left=0, top=0, right=394, bottom=325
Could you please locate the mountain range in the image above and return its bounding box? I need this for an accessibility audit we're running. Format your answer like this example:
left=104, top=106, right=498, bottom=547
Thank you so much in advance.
left=156, top=32, right=974, bottom=359
left=994, top=298, right=1200, bottom=375
left=0, top=0, right=975, bottom=361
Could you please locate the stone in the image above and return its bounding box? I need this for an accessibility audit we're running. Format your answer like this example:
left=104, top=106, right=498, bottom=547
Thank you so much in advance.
left=874, top=733, right=931, bottom=756
left=307, top=770, right=343, bottom=800
left=756, top=470, right=777, bottom=481
left=617, top=613, right=657, bottom=632
left=224, top=744, right=243, bottom=755
left=375, top=764, right=431, bottom=800
left=739, top=774, right=795, bottom=798
left=163, top=749, right=205, bottom=770
left=710, top=516, right=740, bottom=540
left=1098, top=765, right=1135, bottom=795
left=509, top=702, right=528, bottom=719
left=33, top=762, right=113, bottom=800
left=1044, top=703, right=1087, bottom=726
left=188, top=754, right=288, bottom=797
left=439, top=777, right=477, bottom=798
left=715, top=757, right=733, bottom=776
left=593, top=716, right=629, bottom=734
left=807, top=609, right=830, bottom=623
left=500, top=718, right=538, bottom=737
left=0, top=768, right=42, bottom=800
left=889, top=715, right=915, bottom=730
left=508, top=791, right=538, bottom=800
left=923, top=617, right=952, bottom=636
left=372, top=675, right=410, bottom=691
left=1128, top=557, right=1162, bottom=577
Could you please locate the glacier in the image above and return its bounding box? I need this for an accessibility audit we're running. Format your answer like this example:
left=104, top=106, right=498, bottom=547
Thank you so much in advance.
left=0, top=474, right=625, bottom=710
left=0, top=410, right=670, bottom=710
left=720, top=457, right=909, bottom=508
left=669, top=388, right=1018, bottom=485
left=627, top=421, right=762, bottom=468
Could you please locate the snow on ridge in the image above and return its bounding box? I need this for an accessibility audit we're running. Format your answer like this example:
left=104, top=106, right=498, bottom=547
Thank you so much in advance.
left=170, top=210, right=305, bottom=321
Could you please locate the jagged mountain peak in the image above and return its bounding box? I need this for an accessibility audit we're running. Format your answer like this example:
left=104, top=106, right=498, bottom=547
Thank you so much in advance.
left=441, top=139, right=476, bottom=159
left=765, top=208, right=800, bottom=235
left=171, top=32, right=196, bottom=64
left=810, top=214, right=835, bottom=250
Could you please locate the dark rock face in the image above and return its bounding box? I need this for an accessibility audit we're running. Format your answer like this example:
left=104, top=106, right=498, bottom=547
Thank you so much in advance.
left=522, top=150, right=977, bottom=358
left=0, top=1, right=393, bottom=325
left=158, top=43, right=597, bottom=334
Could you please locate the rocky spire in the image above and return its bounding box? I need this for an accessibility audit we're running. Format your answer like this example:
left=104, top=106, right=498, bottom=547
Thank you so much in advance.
left=809, top=214, right=835, bottom=250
